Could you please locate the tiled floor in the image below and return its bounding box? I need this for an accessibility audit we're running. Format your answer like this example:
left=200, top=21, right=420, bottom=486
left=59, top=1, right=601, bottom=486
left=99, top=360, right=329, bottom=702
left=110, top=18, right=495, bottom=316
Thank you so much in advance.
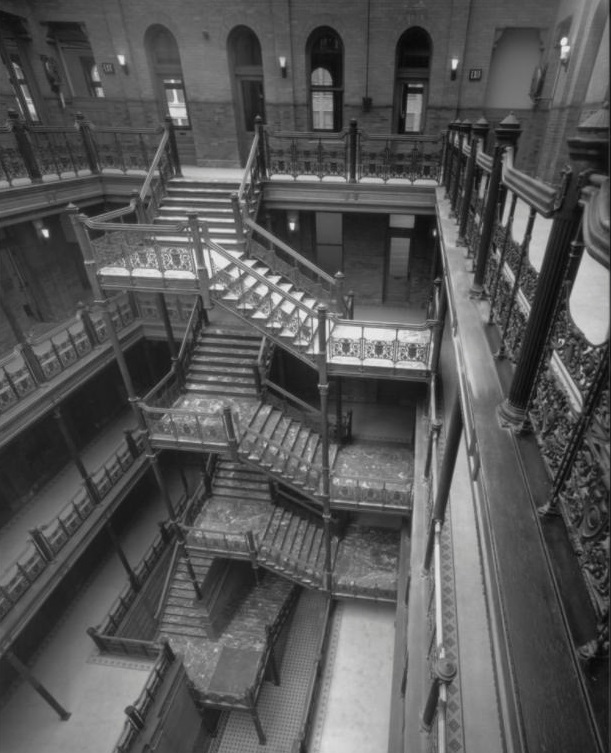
left=311, top=600, right=395, bottom=753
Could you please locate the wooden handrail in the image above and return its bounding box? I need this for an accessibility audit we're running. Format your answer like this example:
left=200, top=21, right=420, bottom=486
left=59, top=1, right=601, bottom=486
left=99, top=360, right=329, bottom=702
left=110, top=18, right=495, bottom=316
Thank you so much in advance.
left=237, top=129, right=259, bottom=203
left=139, top=126, right=170, bottom=203
left=245, top=218, right=336, bottom=286
left=154, top=541, right=179, bottom=622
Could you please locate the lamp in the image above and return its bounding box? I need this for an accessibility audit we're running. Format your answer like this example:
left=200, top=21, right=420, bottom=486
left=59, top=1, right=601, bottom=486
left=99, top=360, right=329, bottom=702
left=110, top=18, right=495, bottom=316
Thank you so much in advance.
left=117, top=54, right=128, bottom=74
left=287, top=211, right=299, bottom=233
left=450, top=58, right=459, bottom=81
left=278, top=56, right=287, bottom=78
left=559, top=37, right=571, bottom=67
left=34, top=219, right=50, bottom=240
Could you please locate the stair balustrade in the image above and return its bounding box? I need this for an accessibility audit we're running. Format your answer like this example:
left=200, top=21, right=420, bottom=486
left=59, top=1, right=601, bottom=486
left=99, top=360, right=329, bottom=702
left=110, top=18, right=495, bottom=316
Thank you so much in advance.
left=330, top=473, right=412, bottom=512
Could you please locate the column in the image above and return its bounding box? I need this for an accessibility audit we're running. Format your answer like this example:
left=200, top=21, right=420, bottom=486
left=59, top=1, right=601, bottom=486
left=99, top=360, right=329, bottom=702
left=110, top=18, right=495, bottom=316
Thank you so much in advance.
left=317, top=306, right=333, bottom=591
left=470, top=114, right=522, bottom=296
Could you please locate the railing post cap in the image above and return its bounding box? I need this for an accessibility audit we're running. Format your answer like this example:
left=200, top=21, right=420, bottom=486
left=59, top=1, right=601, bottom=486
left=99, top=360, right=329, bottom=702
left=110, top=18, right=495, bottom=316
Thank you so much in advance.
left=334, top=270, right=345, bottom=280
left=472, top=117, right=490, bottom=139
left=495, top=112, right=522, bottom=144
left=434, top=658, right=457, bottom=683
left=567, top=102, right=609, bottom=171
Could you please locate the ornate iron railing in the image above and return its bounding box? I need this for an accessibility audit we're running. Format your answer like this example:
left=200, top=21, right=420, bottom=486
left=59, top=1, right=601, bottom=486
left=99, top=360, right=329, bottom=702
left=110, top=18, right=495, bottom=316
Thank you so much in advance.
left=358, top=131, right=443, bottom=184
left=0, top=109, right=178, bottom=187
left=264, top=128, right=349, bottom=181
left=327, top=318, right=434, bottom=372
left=139, top=403, right=234, bottom=449
left=330, top=474, right=412, bottom=511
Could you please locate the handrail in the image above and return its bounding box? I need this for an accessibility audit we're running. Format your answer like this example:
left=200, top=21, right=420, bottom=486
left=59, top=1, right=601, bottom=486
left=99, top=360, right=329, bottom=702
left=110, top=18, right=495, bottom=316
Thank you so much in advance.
left=176, top=296, right=204, bottom=367
left=154, top=541, right=180, bottom=623
left=502, top=147, right=559, bottom=218
left=237, top=128, right=259, bottom=203
left=244, top=217, right=336, bottom=286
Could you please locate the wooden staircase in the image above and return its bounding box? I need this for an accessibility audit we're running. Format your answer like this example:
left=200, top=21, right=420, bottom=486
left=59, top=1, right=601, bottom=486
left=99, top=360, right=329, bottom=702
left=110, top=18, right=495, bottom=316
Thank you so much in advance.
left=258, top=504, right=338, bottom=590
left=155, top=178, right=240, bottom=252
left=239, top=403, right=339, bottom=499
left=186, top=328, right=260, bottom=399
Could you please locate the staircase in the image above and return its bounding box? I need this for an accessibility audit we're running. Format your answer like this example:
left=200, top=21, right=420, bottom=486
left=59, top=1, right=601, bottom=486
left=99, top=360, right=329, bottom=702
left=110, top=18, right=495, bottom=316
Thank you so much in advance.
left=239, top=403, right=339, bottom=498
left=258, top=505, right=338, bottom=589
left=157, top=547, right=214, bottom=640
left=154, top=177, right=329, bottom=367
left=155, top=178, right=240, bottom=251
left=213, top=459, right=272, bottom=505
left=186, top=328, right=260, bottom=399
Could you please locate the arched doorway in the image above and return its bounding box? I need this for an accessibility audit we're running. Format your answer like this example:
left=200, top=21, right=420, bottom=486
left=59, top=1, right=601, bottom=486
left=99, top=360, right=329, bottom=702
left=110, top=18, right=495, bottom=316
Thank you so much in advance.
left=307, top=27, right=343, bottom=131
left=145, top=25, right=195, bottom=164
left=227, top=26, right=265, bottom=166
left=394, top=27, right=431, bottom=133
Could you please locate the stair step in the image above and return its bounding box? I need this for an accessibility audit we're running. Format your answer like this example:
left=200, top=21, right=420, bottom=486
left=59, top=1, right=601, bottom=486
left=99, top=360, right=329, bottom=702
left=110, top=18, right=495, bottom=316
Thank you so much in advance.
left=160, top=624, right=207, bottom=638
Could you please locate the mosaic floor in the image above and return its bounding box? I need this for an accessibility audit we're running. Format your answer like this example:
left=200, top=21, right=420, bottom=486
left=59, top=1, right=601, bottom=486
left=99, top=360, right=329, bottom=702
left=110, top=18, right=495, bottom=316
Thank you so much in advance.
left=207, top=589, right=328, bottom=752
left=196, top=496, right=271, bottom=539
left=331, top=441, right=414, bottom=484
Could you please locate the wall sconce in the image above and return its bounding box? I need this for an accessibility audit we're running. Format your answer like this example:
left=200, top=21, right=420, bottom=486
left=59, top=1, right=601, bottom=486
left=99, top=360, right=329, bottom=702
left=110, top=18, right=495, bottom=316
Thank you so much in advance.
left=117, top=54, right=129, bottom=74
left=287, top=211, right=299, bottom=233
left=450, top=58, right=459, bottom=81
left=34, top=219, right=50, bottom=240
left=278, top=56, right=287, bottom=78
left=559, top=37, right=571, bottom=67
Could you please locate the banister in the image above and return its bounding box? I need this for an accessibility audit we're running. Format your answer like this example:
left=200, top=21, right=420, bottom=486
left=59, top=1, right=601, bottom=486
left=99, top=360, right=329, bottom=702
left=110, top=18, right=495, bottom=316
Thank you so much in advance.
left=176, top=296, right=203, bottom=365
left=244, top=217, right=336, bottom=286
left=237, top=128, right=260, bottom=203
left=139, top=126, right=170, bottom=203
left=154, top=541, right=179, bottom=622
left=502, top=148, right=559, bottom=218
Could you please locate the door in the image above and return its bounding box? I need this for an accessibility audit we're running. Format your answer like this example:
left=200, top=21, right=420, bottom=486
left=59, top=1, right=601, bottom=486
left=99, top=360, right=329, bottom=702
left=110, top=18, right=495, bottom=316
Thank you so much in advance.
left=236, top=76, right=265, bottom=163
left=385, top=234, right=411, bottom=302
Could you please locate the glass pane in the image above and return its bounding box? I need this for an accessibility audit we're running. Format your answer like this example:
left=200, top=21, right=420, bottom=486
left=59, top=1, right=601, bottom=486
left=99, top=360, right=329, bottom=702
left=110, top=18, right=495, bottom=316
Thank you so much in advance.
left=312, top=67, right=333, bottom=86
left=164, top=79, right=189, bottom=126
left=403, top=84, right=424, bottom=132
left=312, top=91, right=334, bottom=130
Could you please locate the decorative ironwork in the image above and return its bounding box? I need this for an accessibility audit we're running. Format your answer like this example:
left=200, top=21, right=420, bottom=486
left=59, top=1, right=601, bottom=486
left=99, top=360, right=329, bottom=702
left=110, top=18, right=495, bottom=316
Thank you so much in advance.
left=265, top=131, right=348, bottom=180
left=359, top=135, right=442, bottom=184
left=92, top=230, right=195, bottom=275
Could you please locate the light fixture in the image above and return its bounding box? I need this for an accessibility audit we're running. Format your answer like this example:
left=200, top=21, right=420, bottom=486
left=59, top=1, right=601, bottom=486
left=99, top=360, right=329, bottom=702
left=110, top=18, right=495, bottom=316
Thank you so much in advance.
left=559, top=37, right=571, bottom=67
left=287, top=211, right=298, bottom=233
left=451, top=58, right=459, bottom=81
left=117, top=54, right=128, bottom=74
left=34, top=219, right=50, bottom=240
left=278, top=56, right=287, bottom=78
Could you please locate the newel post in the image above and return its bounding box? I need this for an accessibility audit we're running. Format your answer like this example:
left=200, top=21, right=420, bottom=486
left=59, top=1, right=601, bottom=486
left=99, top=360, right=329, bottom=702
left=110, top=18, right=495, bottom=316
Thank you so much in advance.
left=457, top=118, right=489, bottom=245
left=348, top=119, right=358, bottom=184
left=255, top=115, right=267, bottom=179
left=75, top=112, right=100, bottom=174
left=164, top=116, right=182, bottom=177
left=7, top=109, right=42, bottom=182
left=231, top=192, right=248, bottom=257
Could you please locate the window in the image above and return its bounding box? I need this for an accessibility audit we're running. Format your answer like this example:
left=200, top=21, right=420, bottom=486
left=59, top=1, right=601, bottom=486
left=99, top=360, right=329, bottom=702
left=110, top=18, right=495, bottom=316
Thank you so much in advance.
left=146, top=26, right=191, bottom=128
left=307, top=28, right=343, bottom=131
left=0, top=11, right=42, bottom=122
left=394, top=27, right=431, bottom=134
left=9, top=55, right=40, bottom=121
left=164, top=78, right=188, bottom=126
left=81, top=58, right=105, bottom=98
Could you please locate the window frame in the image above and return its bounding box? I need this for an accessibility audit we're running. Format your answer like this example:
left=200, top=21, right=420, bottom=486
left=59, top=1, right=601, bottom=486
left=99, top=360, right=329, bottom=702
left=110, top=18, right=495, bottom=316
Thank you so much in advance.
left=307, top=27, right=344, bottom=133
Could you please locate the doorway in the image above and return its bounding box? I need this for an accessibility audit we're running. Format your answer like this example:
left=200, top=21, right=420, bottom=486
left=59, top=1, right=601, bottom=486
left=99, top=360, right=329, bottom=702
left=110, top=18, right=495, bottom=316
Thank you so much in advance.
left=384, top=215, right=414, bottom=303
left=228, top=27, right=265, bottom=165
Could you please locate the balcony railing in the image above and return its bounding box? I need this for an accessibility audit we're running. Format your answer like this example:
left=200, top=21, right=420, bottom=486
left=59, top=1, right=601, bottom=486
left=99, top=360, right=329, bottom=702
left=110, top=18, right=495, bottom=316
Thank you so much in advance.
left=0, top=430, right=145, bottom=624
left=0, top=110, right=180, bottom=187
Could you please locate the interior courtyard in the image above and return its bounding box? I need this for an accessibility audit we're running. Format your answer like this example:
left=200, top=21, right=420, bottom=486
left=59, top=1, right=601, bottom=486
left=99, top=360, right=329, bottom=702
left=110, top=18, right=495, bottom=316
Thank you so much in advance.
left=0, top=1, right=608, bottom=752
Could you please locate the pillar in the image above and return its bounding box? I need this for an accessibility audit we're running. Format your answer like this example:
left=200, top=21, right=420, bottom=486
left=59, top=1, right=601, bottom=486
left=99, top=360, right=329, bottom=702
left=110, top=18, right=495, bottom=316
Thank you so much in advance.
left=470, top=114, right=522, bottom=296
left=5, top=651, right=71, bottom=721
left=457, top=118, right=489, bottom=245
left=317, top=306, right=333, bottom=591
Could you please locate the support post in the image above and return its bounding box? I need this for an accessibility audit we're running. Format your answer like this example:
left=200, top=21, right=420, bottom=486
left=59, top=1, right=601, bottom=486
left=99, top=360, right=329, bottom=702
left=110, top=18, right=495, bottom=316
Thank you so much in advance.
left=188, top=213, right=212, bottom=314
left=164, top=116, right=182, bottom=177
left=335, top=377, right=343, bottom=443
left=498, top=107, right=608, bottom=430
left=29, top=527, right=55, bottom=562
left=333, top=271, right=345, bottom=315
left=53, top=406, right=100, bottom=504
left=174, top=522, right=203, bottom=600
left=470, top=113, right=522, bottom=296
left=105, top=520, right=141, bottom=592
left=154, top=292, right=183, bottom=386
left=457, top=119, right=488, bottom=245
left=7, top=109, right=42, bottom=182
left=348, top=119, right=358, bottom=183
left=317, top=306, right=333, bottom=591
left=450, top=120, right=471, bottom=216
left=231, top=193, right=247, bottom=256
left=423, top=393, right=463, bottom=572
left=421, top=658, right=457, bottom=732
left=75, top=112, right=100, bottom=174
left=222, top=406, right=240, bottom=461
left=255, top=115, right=267, bottom=179
left=5, top=651, right=71, bottom=721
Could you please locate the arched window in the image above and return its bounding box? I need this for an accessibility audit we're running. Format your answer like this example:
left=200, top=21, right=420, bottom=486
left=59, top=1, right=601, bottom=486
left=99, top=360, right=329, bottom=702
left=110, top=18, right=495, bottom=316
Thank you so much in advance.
left=307, top=27, right=343, bottom=131
left=394, top=27, right=431, bottom=133
left=146, top=25, right=190, bottom=127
